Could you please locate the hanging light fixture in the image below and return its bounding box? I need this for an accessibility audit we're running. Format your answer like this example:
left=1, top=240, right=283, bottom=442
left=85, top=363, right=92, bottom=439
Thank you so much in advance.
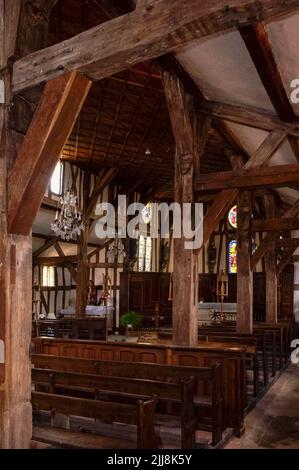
left=51, top=189, right=85, bottom=241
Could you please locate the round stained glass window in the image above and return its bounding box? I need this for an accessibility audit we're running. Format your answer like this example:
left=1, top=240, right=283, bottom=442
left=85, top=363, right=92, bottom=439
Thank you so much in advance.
left=228, top=205, right=237, bottom=229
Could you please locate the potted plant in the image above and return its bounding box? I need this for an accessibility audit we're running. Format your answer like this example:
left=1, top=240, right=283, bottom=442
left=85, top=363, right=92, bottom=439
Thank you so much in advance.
left=120, top=311, right=141, bottom=336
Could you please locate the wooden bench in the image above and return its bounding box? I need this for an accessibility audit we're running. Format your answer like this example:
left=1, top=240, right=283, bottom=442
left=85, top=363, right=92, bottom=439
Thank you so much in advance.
left=32, top=367, right=197, bottom=448
left=196, top=329, right=269, bottom=386
left=32, top=391, right=157, bottom=449
left=33, top=337, right=245, bottom=437
left=197, top=325, right=274, bottom=380
left=198, top=333, right=259, bottom=397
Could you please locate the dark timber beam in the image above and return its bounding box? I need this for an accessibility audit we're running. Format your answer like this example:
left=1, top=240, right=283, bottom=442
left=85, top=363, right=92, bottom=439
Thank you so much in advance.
left=263, top=194, right=278, bottom=324
left=252, top=199, right=299, bottom=267
left=252, top=218, right=299, bottom=232
left=194, top=162, right=299, bottom=192
left=199, top=99, right=299, bottom=138
left=201, top=129, right=286, bottom=245
left=237, top=191, right=253, bottom=334
left=85, top=168, right=118, bottom=222
left=162, top=69, right=202, bottom=346
left=239, top=22, right=299, bottom=161
left=12, top=0, right=299, bottom=92
left=8, top=71, right=91, bottom=235
left=239, top=23, right=295, bottom=122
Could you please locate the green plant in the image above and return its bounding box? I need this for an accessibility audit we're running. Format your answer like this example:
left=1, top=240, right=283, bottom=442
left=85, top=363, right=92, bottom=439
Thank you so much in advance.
left=120, top=311, right=141, bottom=329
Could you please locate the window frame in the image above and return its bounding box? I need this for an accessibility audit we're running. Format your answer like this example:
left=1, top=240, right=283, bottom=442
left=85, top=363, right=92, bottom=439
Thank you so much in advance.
left=50, top=160, right=64, bottom=196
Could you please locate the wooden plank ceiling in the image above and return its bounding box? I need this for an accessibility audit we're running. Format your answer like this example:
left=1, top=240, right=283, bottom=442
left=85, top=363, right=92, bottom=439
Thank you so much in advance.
left=47, top=0, right=232, bottom=200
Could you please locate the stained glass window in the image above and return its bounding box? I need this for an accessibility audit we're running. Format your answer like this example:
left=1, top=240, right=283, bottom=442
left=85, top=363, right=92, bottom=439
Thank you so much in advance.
left=228, top=239, right=237, bottom=274
left=138, top=235, right=152, bottom=272
left=228, top=205, right=237, bottom=229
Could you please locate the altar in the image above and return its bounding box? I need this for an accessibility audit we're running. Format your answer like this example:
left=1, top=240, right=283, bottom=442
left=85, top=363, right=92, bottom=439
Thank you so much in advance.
left=198, top=302, right=237, bottom=324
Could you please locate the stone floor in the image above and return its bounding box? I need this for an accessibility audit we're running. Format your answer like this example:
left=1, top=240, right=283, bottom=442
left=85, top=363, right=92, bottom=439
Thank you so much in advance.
left=226, top=364, right=299, bottom=449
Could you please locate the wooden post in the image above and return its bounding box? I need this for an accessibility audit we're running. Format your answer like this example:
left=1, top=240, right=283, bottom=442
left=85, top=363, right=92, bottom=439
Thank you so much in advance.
left=163, top=71, right=206, bottom=346
left=264, top=195, right=278, bottom=324
left=76, top=172, right=90, bottom=317
left=0, top=0, right=33, bottom=449
left=236, top=191, right=253, bottom=334
left=0, top=1, right=90, bottom=447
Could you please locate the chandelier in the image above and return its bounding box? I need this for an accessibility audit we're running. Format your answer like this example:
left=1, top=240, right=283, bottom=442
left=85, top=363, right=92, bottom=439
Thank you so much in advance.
left=107, top=235, right=126, bottom=259
left=51, top=189, right=85, bottom=241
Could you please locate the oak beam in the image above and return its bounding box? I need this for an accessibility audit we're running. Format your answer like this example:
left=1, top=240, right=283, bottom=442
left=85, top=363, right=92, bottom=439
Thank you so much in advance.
left=195, top=161, right=299, bottom=192
left=12, top=0, right=299, bottom=93
left=199, top=99, right=299, bottom=138
left=8, top=72, right=91, bottom=235
left=237, top=191, right=253, bottom=334
left=54, top=242, right=77, bottom=283
left=252, top=200, right=299, bottom=267
left=85, top=168, right=118, bottom=222
left=252, top=218, right=299, bottom=232
left=162, top=70, right=199, bottom=346
left=239, top=23, right=295, bottom=122
left=201, top=130, right=285, bottom=245
left=264, top=194, right=278, bottom=324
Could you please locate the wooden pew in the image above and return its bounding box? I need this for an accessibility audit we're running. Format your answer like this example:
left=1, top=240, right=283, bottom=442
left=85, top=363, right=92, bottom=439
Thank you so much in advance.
left=33, top=337, right=245, bottom=437
left=32, top=391, right=157, bottom=449
left=196, top=329, right=269, bottom=386
left=197, top=325, right=274, bottom=380
left=198, top=334, right=259, bottom=397
left=32, top=355, right=222, bottom=446
left=32, top=367, right=197, bottom=448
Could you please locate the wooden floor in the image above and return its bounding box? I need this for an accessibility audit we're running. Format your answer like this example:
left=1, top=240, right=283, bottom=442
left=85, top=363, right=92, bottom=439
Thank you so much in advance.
left=225, top=364, right=299, bottom=449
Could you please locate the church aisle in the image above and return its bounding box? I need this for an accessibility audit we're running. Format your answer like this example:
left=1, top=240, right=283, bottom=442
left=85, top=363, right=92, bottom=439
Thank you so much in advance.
left=226, top=365, right=299, bottom=449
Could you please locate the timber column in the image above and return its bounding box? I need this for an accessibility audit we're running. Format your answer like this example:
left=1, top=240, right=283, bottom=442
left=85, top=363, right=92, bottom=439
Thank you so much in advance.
left=236, top=190, right=253, bottom=334
left=264, top=194, right=278, bottom=324
left=76, top=172, right=91, bottom=317
left=163, top=71, right=200, bottom=346
left=0, top=18, right=32, bottom=450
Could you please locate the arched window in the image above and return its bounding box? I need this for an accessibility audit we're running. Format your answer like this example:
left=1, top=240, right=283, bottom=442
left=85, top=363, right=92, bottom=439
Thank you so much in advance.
left=228, top=239, right=237, bottom=274
left=50, top=161, right=64, bottom=196
left=138, top=235, right=152, bottom=272
left=228, top=205, right=237, bottom=229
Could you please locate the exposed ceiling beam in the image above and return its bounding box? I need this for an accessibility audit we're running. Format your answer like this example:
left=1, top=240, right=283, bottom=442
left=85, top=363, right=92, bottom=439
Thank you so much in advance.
left=12, top=0, right=299, bottom=93
left=239, top=22, right=299, bottom=162
left=252, top=218, right=299, bottom=232
left=195, top=162, right=299, bottom=192
left=8, top=71, right=91, bottom=235
left=201, top=129, right=286, bottom=245
left=198, top=99, right=299, bottom=137
left=34, top=255, right=77, bottom=266
left=33, top=237, right=58, bottom=259
left=239, top=22, right=295, bottom=122
left=252, top=199, right=299, bottom=267
left=32, top=232, right=101, bottom=248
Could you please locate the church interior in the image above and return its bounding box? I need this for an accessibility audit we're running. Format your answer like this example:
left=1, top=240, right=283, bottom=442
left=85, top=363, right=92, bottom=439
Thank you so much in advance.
left=0, top=0, right=299, bottom=450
